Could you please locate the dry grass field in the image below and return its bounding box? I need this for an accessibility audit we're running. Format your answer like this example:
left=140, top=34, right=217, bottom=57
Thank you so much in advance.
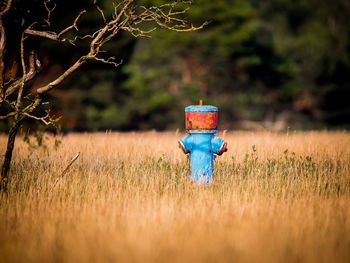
left=0, top=131, right=349, bottom=263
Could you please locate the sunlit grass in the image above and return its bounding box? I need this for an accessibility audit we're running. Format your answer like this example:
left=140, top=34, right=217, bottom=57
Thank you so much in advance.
left=0, top=131, right=350, bottom=262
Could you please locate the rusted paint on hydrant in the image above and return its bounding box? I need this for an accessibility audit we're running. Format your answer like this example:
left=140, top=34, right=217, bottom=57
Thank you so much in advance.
left=185, top=109, right=218, bottom=131
left=178, top=103, right=227, bottom=185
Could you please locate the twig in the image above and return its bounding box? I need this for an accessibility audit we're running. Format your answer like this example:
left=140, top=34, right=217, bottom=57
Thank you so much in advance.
left=24, top=10, right=86, bottom=42
left=57, top=10, right=86, bottom=38
left=0, top=111, right=16, bottom=119
left=92, top=56, right=123, bottom=68
left=52, top=152, right=80, bottom=189
left=93, top=0, right=106, bottom=24
left=0, top=0, right=12, bottom=16
left=43, top=0, right=56, bottom=26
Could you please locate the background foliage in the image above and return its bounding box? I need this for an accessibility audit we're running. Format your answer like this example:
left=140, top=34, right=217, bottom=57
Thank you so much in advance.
left=2, top=0, right=350, bottom=132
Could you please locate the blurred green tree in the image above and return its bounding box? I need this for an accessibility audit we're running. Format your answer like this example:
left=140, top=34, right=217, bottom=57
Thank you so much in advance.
left=123, top=0, right=298, bottom=130
left=257, top=0, right=350, bottom=128
left=120, top=0, right=350, bottom=130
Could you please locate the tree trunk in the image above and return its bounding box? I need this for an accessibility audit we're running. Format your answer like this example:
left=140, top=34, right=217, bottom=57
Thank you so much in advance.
left=0, top=119, right=22, bottom=191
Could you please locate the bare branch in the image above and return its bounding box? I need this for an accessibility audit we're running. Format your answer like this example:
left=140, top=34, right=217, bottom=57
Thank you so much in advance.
left=43, top=0, right=56, bottom=27
left=121, top=24, right=155, bottom=38
left=24, top=10, right=86, bottom=42
left=29, top=0, right=204, bottom=99
left=21, top=95, right=42, bottom=115
left=0, top=0, right=12, bottom=93
left=3, top=0, right=205, bottom=108
left=1, top=38, right=40, bottom=110
left=0, top=0, right=12, bottom=16
left=92, top=56, right=123, bottom=68
left=93, top=0, right=106, bottom=24
left=72, top=29, right=103, bottom=41
left=162, top=21, right=208, bottom=32
left=57, top=10, right=86, bottom=38
left=22, top=110, right=59, bottom=125
left=89, top=0, right=133, bottom=56
left=0, top=111, right=15, bottom=120
left=130, top=3, right=208, bottom=33
left=0, top=17, right=6, bottom=91
left=22, top=112, right=50, bottom=125
left=16, top=33, right=26, bottom=111
left=2, top=51, right=41, bottom=101
left=112, top=1, right=124, bottom=20
left=36, top=56, right=89, bottom=94
left=99, top=18, right=129, bottom=46
left=24, top=29, right=62, bottom=41
left=3, top=97, right=16, bottom=109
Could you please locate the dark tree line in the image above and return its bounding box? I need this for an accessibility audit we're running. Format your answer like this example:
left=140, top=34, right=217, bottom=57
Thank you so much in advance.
left=1, top=0, right=350, bottom=134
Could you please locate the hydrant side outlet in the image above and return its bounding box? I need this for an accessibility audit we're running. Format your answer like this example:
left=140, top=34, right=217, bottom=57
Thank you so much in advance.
left=178, top=104, right=227, bottom=185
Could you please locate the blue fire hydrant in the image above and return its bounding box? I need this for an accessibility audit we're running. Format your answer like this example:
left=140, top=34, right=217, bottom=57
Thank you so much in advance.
left=178, top=101, right=227, bottom=185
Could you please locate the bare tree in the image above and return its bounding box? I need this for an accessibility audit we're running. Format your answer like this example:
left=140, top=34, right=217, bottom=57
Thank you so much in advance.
left=0, top=0, right=205, bottom=191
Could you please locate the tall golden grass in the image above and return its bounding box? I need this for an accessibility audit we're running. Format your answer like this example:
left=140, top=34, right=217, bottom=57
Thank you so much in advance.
left=0, top=131, right=349, bottom=263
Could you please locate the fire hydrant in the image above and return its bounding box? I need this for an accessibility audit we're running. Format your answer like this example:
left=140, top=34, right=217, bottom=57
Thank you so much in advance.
left=178, top=101, right=227, bottom=185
